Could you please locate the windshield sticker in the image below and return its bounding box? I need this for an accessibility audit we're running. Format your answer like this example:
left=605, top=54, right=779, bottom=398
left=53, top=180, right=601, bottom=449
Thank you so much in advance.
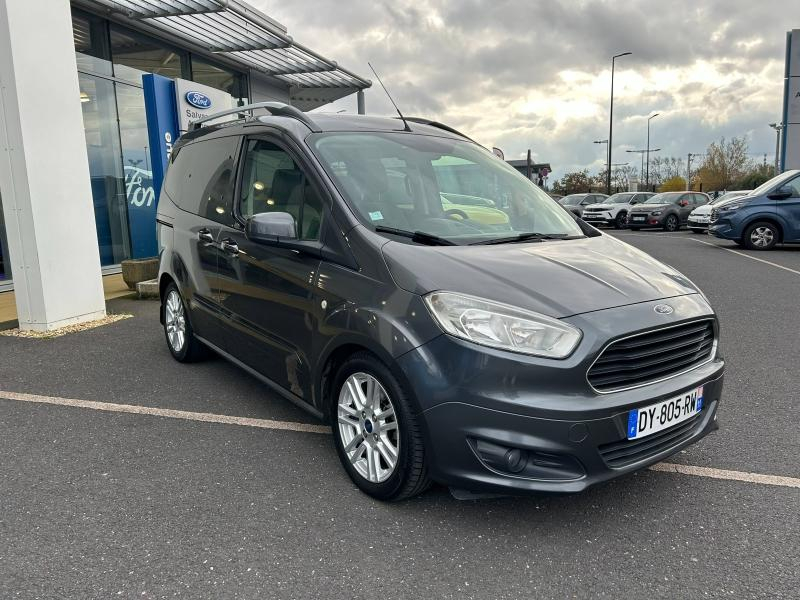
left=369, top=211, right=384, bottom=221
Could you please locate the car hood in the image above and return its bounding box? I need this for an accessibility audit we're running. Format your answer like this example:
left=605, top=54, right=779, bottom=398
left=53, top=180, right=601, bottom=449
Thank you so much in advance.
left=586, top=203, right=613, bottom=210
left=631, top=203, right=669, bottom=211
left=691, top=205, right=712, bottom=216
left=381, top=234, right=699, bottom=318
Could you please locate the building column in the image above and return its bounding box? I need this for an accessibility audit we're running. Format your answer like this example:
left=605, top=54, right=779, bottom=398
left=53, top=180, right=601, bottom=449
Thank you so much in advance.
left=0, top=0, right=106, bottom=330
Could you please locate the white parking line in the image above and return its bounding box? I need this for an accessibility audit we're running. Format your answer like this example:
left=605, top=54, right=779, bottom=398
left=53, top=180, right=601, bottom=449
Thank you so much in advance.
left=0, top=390, right=331, bottom=434
left=649, top=462, right=800, bottom=489
left=690, top=238, right=800, bottom=276
left=3, top=390, right=799, bottom=490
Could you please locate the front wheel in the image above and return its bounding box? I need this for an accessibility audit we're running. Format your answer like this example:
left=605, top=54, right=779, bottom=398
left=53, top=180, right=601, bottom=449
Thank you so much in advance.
left=663, top=215, right=679, bottom=232
left=332, top=352, right=430, bottom=501
left=614, top=212, right=628, bottom=229
left=743, top=221, right=779, bottom=250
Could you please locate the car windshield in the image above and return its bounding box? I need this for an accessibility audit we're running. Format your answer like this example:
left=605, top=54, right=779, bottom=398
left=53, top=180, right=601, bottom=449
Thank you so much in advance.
left=560, top=195, right=585, bottom=205
left=309, top=132, right=583, bottom=243
left=607, top=193, right=635, bottom=204
left=644, top=193, right=680, bottom=204
left=750, top=170, right=800, bottom=196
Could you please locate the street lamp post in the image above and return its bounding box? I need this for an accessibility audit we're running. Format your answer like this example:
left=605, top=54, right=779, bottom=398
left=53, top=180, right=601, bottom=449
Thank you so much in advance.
left=646, top=113, right=659, bottom=186
left=607, top=52, right=632, bottom=195
left=769, top=123, right=783, bottom=174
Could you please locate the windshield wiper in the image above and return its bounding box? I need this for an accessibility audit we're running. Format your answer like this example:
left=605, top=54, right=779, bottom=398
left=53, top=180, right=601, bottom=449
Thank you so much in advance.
left=470, top=232, right=578, bottom=245
left=374, top=226, right=458, bottom=246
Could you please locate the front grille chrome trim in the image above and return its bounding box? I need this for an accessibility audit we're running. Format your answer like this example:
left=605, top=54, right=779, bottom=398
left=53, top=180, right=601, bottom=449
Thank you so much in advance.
left=586, top=318, right=718, bottom=395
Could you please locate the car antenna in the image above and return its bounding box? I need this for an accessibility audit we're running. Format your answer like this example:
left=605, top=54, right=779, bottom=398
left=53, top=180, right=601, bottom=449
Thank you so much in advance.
left=368, top=62, right=412, bottom=132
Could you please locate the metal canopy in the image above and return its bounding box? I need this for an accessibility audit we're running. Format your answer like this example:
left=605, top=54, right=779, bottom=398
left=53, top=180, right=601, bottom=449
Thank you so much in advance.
left=82, top=0, right=370, bottom=99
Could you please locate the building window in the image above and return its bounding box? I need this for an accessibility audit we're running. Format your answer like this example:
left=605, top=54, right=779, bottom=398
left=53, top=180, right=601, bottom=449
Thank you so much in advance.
left=72, top=10, right=112, bottom=76
left=191, top=57, right=248, bottom=104
left=109, top=24, right=187, bottom=85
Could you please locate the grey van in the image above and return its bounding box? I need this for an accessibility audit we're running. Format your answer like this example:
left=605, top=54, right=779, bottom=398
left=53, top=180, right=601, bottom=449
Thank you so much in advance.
left=156, top=103, right=724, bottom=500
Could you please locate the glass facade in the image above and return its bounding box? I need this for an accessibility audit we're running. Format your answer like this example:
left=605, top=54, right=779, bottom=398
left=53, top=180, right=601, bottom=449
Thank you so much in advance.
left=70, top=7, right=248, bottom=268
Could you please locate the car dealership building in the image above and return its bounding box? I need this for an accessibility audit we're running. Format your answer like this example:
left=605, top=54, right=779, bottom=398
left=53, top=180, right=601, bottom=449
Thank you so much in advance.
left=0, top=0, right=369, bottom=330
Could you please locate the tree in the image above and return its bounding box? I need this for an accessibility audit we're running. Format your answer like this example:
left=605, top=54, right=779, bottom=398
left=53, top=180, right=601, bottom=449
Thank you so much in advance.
left=659, top=176, right=686, bottom=192
left=552, top=170, right=593, bottom=195
left=696, top=137, right=752, bottom=191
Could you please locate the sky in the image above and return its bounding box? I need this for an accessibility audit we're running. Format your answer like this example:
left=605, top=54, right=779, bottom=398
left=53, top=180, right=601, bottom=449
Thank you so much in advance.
left=255, top=0, right=797, bottom=181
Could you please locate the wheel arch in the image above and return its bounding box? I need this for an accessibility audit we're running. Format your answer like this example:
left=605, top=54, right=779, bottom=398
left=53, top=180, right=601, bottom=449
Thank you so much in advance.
left=742, top=216, right=784, bottom=242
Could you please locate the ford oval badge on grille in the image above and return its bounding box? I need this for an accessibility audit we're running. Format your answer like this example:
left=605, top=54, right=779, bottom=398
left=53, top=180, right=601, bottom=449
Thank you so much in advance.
left=654, top=304, right=674, bottom=315
left=185, top=91, right=212, bottom=109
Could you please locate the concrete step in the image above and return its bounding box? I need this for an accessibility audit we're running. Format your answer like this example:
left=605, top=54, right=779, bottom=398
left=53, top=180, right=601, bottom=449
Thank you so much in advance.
left=136, top=278, right=159, bottom=300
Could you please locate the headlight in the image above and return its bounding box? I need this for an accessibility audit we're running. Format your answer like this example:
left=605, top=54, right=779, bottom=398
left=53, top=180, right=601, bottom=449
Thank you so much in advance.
left=424, top=292, right=582, bottom=358
left=650, top=211, right=662, bottom=216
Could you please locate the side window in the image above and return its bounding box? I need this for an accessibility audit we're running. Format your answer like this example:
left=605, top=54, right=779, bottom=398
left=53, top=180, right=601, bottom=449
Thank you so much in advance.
left=163, top=136, right=238, bottom=224
left=694, top=194, right=707, bottom=205
left=238, top=139, right=324, bottom=241
left=783, top=176, right=800, bottom=197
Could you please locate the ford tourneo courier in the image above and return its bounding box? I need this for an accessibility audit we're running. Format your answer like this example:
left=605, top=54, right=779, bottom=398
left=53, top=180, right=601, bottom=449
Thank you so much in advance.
left=157, top=103, right=724, bottom=500
left=709, top=170, right=800, bottom=250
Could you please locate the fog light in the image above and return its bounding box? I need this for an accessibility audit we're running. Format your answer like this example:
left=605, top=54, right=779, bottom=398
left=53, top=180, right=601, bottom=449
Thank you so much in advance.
left=504, top=448, right=528, bottom=473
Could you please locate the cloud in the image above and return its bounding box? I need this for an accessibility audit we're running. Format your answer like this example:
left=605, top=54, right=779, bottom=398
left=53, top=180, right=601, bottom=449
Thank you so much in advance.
left=253, top=0, right=794, bottom=179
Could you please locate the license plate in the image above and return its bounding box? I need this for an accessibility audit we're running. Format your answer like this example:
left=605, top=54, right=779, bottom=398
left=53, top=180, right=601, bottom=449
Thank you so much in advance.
left=632, top=216, right=646, bottom=222
left=691, top=217, right=709, bottom=223
left=627, top=386, right=704, bottom=440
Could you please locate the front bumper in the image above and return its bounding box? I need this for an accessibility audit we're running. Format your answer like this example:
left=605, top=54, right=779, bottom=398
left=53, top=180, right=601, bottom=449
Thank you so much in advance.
left=628, top=213, right=665, bottom=227
left=688, top=218, right=710, bottom=230
left=583, top=212, right=614, bottom=225
left=397, top=295, right=724, bottom=495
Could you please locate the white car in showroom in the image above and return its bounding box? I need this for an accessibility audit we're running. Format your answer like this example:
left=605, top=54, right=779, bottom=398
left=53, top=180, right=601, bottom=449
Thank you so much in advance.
left=687, top=190, right=751, bottom=233
left=581, top=191, right=655, bottom=229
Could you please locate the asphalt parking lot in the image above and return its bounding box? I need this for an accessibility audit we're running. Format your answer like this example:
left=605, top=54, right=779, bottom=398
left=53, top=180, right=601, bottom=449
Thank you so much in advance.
left=1, top=230, right=798, bottom=599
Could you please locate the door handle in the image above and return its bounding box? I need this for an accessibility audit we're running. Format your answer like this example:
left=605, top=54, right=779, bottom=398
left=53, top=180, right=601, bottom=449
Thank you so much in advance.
left=221, top=238, right=239, bottom=256
left=198, top=228, right=214, bottom=243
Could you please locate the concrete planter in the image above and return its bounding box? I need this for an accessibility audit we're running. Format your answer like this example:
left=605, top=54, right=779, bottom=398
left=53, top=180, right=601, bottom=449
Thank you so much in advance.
left=121, top=258, right=159, bottom=290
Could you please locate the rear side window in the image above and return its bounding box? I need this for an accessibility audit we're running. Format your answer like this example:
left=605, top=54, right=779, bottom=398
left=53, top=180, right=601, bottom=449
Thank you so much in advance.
left=164, top=136, right=239, bottom=224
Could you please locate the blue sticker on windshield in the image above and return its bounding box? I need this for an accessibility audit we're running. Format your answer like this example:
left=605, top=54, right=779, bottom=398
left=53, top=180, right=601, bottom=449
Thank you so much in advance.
left=369, top=211, right=384, bottom=221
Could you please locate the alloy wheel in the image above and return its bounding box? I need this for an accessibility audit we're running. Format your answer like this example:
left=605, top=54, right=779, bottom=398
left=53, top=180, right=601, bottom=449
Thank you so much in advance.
left=665, top=215, right=678, bottom=231
left=337, top=372, right=399, bottom=483
left=750, top=226, right=774, bottom=248
left=164, top=290, right=186, bottom=352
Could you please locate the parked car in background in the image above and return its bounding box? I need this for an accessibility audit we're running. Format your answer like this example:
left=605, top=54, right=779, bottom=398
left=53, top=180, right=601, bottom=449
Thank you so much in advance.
left=582, top=192, right=655, bottom=229
left=687, top=190, right=751, bottom=233
left=559, top=193, right=608, bottom=217
left=710, top=169, right=800, bottom=250
left=628, top=191, right=710, bottom=231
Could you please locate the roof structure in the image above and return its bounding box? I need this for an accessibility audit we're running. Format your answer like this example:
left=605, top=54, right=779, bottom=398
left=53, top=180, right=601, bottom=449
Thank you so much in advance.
left=77, top=0, right=370, bottom=108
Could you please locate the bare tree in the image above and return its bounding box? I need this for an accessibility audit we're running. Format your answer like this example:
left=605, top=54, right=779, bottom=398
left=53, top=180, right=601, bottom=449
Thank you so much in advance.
left=697, top=137, right=753, bottom=191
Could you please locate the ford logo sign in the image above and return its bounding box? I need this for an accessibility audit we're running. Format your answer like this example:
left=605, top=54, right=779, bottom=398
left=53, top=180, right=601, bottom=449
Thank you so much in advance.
left=185, top=91, right=212, bottom=110
left=654, top=304, right=674, bottom=315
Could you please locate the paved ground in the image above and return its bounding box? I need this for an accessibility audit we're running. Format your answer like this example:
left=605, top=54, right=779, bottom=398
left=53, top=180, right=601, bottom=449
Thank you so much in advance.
left=1, top=229, right=798, bottom=599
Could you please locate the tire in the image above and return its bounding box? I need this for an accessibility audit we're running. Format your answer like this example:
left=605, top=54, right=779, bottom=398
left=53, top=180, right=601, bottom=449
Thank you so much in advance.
left=663, top=214, right=679, bottom=232
left=743, top=221, right=779, bottom=251
left=614, top=212, right=627, bottom=229
left=162, top=283, right=208, bottom=362
left=331, top=352, right=430, bottom=501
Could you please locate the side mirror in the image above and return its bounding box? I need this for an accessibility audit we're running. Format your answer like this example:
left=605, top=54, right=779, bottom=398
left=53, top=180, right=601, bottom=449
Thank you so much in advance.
left=768, top=186, right=794, bottom=200
left=679, top=200, right=689, bottom=207
left=246, top=212, right=297, bottom=244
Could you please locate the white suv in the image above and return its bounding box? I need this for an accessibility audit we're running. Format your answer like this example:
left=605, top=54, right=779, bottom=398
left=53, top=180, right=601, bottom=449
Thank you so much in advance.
left=582, top=192, right=655, bottom=229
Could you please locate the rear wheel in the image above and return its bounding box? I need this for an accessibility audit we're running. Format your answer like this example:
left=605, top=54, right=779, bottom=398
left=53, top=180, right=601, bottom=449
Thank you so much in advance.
left=331, top=352, right=430, bottom=501
left=743, top=221, right=779, bottom=250
left=162, top=283, right=208, bottom=362
left=614, top=211, right=628, bottom=229
left=663, top=214, right=679, bottom=232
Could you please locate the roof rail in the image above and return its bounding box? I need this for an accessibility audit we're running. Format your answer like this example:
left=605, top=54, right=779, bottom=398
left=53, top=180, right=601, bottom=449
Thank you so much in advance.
left=189, top=101, right=320, bottom=132
left=402, top=117, right=478, bottom=144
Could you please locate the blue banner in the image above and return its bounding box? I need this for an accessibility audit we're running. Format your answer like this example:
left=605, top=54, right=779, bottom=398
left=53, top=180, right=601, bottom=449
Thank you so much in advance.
left=134, top=73, right=179, bottom=259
